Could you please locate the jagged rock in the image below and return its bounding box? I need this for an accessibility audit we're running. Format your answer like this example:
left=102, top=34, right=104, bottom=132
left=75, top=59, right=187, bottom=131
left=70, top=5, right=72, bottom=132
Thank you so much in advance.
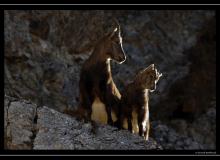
left=34, top=106, right=162, bottom=150
left=170, top=119, right=188, bottom=135
left=4, top=95, right=37, bottom=149
left=151, top=105, right=216, bottom=150
left=4, top=95, right=162, bottom=150
left=167, top=131, right=177, bottom=143
left=188, top=106, right=216, bottom=149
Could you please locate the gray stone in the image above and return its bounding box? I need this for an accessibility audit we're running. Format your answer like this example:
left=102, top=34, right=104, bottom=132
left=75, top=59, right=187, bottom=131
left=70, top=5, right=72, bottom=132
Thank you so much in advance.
left=4, top=95, right=162, bottom=150
left=176, top=140, right=184, bottom=147
left=184, top=138, right=192, bottom=146
left=167, top=131, right=177, bottom=143
left=34, top=106, right=161, bottom=150
left=4, top=96, right=37, bottom=149
left=170, top=119, right=188, bottom=135
left=188, top=141, right=200, bottom=150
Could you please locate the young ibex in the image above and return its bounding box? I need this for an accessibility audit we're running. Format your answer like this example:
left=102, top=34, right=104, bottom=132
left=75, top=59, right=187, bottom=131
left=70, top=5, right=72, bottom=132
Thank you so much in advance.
left=79, top=19, right=126, bottom=126
left=119, top=64, right=162, bottom=140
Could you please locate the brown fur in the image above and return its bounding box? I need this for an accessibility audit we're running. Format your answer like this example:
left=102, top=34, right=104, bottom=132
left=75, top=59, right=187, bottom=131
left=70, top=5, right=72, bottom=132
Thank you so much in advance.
left=79, top=21, right=126, bottom=126
left=119, top=64, right=162, bottom=140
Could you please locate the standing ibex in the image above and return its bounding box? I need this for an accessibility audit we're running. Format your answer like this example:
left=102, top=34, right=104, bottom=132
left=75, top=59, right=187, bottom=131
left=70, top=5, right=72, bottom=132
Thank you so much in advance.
left=79, top=19, right=126, bottom=126
left=119, top=64, right=162, bottom=140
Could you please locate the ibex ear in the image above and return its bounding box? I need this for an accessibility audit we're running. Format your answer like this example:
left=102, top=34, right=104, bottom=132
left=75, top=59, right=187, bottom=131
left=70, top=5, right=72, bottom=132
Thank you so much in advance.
left=109, top=18, right=120, bottom=38
left=150, top=64, right=155, bottom=70
left=143, top=64, right=154, bottom=72
left=109, top=27, right=118, bottom=38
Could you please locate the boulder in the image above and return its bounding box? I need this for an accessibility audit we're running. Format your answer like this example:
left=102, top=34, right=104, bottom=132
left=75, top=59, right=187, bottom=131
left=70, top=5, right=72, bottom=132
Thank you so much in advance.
left=4, top=95, right=162, bottom=150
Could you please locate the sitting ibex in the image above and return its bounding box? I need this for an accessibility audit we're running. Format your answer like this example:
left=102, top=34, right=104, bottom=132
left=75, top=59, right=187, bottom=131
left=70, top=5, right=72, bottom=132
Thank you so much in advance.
left=119, top=64, right=162, bottom=140
left=79, top=19, right=126, bottom=126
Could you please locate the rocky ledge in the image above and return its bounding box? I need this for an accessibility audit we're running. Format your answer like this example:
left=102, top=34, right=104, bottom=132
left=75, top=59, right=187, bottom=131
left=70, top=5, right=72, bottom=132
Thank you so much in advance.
left=4, top=95, right=162, bottom=150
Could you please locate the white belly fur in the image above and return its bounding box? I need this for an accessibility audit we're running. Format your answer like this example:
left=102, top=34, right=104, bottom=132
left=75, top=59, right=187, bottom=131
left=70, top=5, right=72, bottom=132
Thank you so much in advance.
left=91, top=97, right=108, bottom=124
left=122, top=118, right=128, bottom=129
left=111, top=111, right=118, bottom=122
left=132, top=110, right=139, bottom=134
left=91, top=97, right=118, bottom=124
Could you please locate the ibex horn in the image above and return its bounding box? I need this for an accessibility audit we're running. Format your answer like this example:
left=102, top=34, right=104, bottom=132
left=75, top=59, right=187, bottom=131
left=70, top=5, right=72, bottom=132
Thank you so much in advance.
left=113, top=18, right=120, bottom=32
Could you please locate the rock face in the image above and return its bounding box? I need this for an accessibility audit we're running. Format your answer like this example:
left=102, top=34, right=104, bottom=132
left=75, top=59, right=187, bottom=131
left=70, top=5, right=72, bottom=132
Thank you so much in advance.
left=4, top=95, right=37, bottom=149
left=150, top=98, right=216, bottom=150
left=4, top=95, right=162, bottom=150
left=4, top=10, right=215, bottom=115
left=151, top=109, right=216, bottom=150
left=152, top=16, right=216, bottom=120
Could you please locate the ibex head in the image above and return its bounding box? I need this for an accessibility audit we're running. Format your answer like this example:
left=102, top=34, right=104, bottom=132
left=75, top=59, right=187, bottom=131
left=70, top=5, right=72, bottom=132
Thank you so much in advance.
left=135, top=64, right=162, bottom=91
left=105, top=18, right=126, bottom=64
